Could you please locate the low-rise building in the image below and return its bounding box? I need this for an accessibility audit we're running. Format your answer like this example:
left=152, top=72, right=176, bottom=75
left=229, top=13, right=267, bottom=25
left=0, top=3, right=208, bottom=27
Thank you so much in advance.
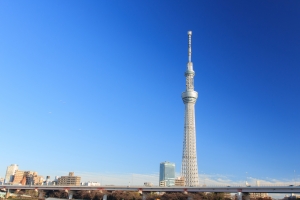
left=82, top=181, right=101, bottom=186
left=57, top=172, right=81, bottom=186
left=159, top=179, right=175, bottom=187
left=250, top=193, right=269, bottom=199
left=33, top=176, right=43, bottom=185
left=159, top=180, right=166, bottom=187
left=144, top=182, right=153, bottom=187
left=249, top=180, right=269, bottom=198
left=0, top=178, right=4, bottom=185
left=175, top=177, right=185, bottom=186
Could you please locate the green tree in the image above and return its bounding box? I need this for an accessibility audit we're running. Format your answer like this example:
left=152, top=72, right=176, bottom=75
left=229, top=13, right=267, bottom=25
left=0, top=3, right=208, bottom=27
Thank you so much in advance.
left=53, top=190, right=68, bottom=199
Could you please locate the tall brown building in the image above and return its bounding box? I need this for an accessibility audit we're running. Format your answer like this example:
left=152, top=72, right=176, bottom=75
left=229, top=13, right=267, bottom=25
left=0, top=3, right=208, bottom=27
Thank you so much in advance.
left=12, top=170, right=42, bottom=185
left=57, top=172, right=81, bottom=186
left=12, top=170, right=25, bottom=184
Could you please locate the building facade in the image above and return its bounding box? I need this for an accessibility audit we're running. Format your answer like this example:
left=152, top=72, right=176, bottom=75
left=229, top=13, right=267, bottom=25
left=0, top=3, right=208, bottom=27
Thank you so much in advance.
left=174, top=176, right=185, bottom=186
left=12, top=170, right=25, bottom=184
left=144, top=182, right=153, bottom=187
left=12, top=171, right=39, bottom=185
left=159, top=180, right=167, bottom=187
left=82, top=182, right=101, bottom=186
left=57, top=172, right=81, bottom=186
left=25, top=171, right=35, bottom=185
left=26, top=172, right=43, bottom=185
left=250, top=180, right=269, bottom=198
left=159, top=162, right=175, bottom=186
left=33, top=175, right=43, bottom=185
left=0, top=178, right=4, bottom=185
left=5, top=164, right=18, bottom=183
left=181, top=31, right=199, bottom=186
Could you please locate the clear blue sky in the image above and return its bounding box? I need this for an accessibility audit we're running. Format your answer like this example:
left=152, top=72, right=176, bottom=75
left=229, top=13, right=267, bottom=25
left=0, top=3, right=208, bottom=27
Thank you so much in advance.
left=0, top=1, right=299, bottom=185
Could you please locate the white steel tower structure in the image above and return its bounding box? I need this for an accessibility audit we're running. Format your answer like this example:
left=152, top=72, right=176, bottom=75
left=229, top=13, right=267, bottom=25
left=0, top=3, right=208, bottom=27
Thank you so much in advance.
left=181, top=31, right=199, bottom=186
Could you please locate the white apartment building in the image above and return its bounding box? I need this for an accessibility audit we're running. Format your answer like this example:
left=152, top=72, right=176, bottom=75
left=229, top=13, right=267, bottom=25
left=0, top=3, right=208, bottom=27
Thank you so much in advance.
left=82, top=181, right=100, bottom=186
left=5, top=164, right=18, bottom=183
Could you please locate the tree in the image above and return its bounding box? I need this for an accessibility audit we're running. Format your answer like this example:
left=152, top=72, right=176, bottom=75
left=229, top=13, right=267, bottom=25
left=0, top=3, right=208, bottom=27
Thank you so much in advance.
left=73, top=190, right=107, bottom=200
left=160, top=192, right=189, bottom=200
left=145, top=193, right=161, bottom=200
left=53, top=190, right=68, bottom=199
left=109, top=191, right=142, bottom=200
left=25, top=189, right=38, bottom=199
left=191, top=192, right=208, bottom=200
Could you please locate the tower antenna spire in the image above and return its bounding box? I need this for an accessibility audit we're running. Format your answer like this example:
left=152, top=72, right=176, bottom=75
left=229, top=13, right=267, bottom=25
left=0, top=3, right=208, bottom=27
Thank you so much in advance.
left=188, top=31, right=192, bottom=62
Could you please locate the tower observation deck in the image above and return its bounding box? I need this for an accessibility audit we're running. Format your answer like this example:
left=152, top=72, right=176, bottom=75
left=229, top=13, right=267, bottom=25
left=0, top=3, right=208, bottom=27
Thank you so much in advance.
left=181, top=31, right=199, bottom=186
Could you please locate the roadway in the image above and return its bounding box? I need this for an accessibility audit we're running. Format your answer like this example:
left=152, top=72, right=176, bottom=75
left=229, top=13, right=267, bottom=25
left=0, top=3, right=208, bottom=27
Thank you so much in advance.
left=1, top=185, right=300, bottom=193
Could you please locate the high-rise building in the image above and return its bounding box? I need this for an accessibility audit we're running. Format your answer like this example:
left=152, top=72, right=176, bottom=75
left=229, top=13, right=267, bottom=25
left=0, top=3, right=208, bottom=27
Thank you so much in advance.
left=7, top=166, right=42, bottom=185
left=57, top=172, right=81, bottom=186
left=159, top=161, right=175, bottom=186
left=21, top=171, right=34, bottom=185
left=181, top=31, right=199, bottom=186
left=12, top=170, right=24, bottom=184
left=25, top=172, right=35, bottom=185
left=12, top=171, right=37, bottom=185
left=26, top=172, right=43, bottom=185
left=5, top=164, right=18, bottom=183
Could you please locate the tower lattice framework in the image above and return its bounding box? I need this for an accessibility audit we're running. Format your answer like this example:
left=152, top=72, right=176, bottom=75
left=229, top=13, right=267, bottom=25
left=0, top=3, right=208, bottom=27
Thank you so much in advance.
left=181, top=31, right=199, bottom=186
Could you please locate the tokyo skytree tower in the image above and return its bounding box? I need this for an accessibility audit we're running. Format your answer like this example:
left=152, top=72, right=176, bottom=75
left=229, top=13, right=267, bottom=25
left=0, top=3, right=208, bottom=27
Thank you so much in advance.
left=181, top=31, right=199, bottom=186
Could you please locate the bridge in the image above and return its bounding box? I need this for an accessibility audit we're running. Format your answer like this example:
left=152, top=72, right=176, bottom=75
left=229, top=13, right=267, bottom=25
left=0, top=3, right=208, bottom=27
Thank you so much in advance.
left=2, top=185, right=300, bottom=193
left=1, top=185, right=300, bottom=199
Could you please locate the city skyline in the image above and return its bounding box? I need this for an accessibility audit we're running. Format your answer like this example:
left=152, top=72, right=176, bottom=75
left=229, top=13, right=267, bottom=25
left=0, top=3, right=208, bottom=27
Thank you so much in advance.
left=0, top=0, right=299, bottom=191
left=1, top=165, right=299, bottom=188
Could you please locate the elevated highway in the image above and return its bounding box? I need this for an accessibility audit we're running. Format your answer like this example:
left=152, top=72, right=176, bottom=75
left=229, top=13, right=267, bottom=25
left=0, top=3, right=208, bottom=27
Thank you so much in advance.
left=1, top=185, right=300, bottom=193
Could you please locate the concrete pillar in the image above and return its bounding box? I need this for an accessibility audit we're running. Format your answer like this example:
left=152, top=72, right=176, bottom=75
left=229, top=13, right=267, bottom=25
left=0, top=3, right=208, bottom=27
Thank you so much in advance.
left=5, top=189, right=10, bottom=199
left=138, top=188, right=143, bottom=194
left=38, top=190, right=45, bottom=200
left=142, top=192, right=151, bottom=200
left=68, top=191, right=74, bottom=199
left=237, top=192, right=242, bottom=200
left=142, top=193, right=147, bottom=200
